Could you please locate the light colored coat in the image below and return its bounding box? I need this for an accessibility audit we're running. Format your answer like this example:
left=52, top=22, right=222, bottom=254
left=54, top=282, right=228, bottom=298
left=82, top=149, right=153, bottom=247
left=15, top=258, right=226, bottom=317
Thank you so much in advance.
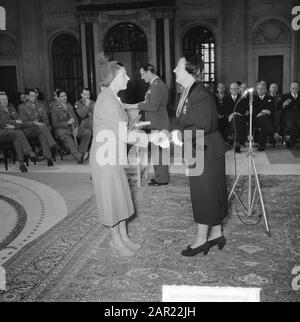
left=89, top=87, right=134, bottom=227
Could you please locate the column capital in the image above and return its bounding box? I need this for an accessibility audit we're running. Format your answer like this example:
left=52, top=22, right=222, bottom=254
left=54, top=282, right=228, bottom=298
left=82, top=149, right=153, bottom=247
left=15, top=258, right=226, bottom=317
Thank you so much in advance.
left=147, top=6, right=176, bottom=19
left=77, top=11, right=99, bottom=24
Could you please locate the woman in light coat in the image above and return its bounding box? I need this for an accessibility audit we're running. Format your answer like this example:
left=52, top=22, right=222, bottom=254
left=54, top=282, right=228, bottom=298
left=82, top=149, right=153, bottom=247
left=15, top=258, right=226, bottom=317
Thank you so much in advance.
left=90, top=60, right=142, bottom=257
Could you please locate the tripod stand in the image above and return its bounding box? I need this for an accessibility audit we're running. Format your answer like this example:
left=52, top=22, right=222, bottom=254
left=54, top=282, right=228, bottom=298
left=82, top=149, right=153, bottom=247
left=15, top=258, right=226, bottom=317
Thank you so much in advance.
left=228, top=89, right=271, bottom=236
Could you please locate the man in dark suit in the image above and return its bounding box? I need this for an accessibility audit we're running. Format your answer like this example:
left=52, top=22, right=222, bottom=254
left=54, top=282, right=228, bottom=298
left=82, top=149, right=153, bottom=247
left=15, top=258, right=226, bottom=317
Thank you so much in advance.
left=214, top=82, right=228, bottom=141
left=269, top=83, right=282, bottom=139
left=253, top=82, right=275, bottom=151
left=0, top=92, right=36, bottom=172
left=223, top=82, right=248, bottom=153
left=138, top=64, right=170, bottom=186
left=281, top=81, right=300, bottom=148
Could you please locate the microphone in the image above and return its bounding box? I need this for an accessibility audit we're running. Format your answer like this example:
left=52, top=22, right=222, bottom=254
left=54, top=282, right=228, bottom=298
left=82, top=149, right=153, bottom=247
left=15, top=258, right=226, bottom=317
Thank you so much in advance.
left=242, top=87, right=254, bottom=98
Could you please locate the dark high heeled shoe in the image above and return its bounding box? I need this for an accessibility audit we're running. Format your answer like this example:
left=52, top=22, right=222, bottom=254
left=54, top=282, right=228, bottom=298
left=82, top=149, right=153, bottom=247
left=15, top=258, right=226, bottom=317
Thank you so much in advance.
left=78, top=153, right=84, bottom=164
left=30, top=156, right=37, bottom=164
left=19, top=163, right=28, bottom=173
left=208, top=236, right=226, bottom=250
left=47, top=159, right=54, bottom=167
left=181, top=241, right=210, bottom=257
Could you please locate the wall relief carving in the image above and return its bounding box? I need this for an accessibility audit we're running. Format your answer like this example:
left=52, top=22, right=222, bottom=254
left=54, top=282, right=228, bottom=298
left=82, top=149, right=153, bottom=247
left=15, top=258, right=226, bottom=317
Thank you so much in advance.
left=180, top=0, right=216, bottom=9
left=91, top=0, right=150, bottom=3
left=47, top=26, right=79, bottom=43
left=101, top=9, right=148, bottom=22
left=43, top=0, right=76, bottom=18
left=180, top=17, right=217, bottom=29
left=252, top=19, right=291, bottom=45
left=0, top=34, right=18, bottom=57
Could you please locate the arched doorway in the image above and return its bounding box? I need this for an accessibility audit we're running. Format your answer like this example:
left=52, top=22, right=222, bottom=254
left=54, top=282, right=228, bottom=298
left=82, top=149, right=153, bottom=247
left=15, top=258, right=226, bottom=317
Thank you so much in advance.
left=104, top=23, right=148, bottom=103
left=51, top=34, right=83, bottom=104
left=0, top=34, right=18, bottom=103
left=183, top=26, right=216, bottom=86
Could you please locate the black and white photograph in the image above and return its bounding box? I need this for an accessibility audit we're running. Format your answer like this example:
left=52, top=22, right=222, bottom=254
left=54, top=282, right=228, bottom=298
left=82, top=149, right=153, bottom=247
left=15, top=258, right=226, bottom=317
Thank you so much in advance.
left=0, top=0, right=299, bottom=304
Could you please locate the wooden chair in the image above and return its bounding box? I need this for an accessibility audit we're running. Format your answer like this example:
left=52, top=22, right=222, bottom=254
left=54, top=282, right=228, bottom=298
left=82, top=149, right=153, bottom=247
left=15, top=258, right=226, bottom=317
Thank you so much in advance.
left=0, top=142, right=17, bottom=171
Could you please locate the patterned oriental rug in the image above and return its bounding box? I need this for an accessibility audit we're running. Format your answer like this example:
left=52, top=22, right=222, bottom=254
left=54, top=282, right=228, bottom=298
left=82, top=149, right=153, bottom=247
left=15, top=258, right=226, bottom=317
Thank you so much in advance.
left=0, top=175, right=299, bottom=302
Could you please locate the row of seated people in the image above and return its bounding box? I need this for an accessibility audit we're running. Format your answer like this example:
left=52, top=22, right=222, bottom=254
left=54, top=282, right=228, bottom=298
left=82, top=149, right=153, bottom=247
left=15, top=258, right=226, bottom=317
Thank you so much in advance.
left=213, top=80, right=300, bottom=153
left=0, top=88, right=94, bottom=172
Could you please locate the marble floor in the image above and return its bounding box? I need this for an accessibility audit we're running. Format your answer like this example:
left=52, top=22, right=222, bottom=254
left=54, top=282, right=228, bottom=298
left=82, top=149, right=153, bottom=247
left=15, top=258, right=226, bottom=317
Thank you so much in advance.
left=0, top=146, right=299, bottom=266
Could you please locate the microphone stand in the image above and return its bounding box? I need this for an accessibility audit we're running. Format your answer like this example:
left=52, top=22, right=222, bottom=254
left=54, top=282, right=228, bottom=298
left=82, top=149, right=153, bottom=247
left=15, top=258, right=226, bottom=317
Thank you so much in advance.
left=228, top=89, right=271, bottom=236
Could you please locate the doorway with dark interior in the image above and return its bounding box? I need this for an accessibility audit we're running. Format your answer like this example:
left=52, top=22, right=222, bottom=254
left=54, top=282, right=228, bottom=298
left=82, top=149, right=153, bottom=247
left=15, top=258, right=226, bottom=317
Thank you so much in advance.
left=0, top=65, right=18, bottom=103
left=258, top=55, right=283, bottom=93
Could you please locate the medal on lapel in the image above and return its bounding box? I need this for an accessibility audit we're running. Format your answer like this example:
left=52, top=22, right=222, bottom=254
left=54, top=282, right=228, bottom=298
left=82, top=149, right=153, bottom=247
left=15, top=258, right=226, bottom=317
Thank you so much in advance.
left=183, top=98, right=189, bottom=115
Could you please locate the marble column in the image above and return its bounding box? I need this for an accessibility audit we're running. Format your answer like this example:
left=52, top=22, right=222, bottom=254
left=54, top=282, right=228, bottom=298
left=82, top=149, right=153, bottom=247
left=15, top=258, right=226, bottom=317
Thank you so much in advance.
left=295, top=30, right=300, bottom=81
left=167, top=15, right=176, bottom=105
left=221, top=0, right=248, bottom=84
left=78, top=12, right=98, bottom=98
left=148, top=7, right=176, bottom=104
left=156, top=17, right=165, bottom=81
left=0, top=6, right=6, bottom=31
left=18, top=0, right=42, bottom=88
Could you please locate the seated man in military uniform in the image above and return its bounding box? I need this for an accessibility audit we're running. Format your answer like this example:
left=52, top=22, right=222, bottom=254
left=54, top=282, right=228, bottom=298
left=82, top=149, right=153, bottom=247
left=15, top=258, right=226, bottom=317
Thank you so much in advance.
left=51, top=89, right=91, bottom=164
left=33, top=88, right=50, bottom=115
left=0, top=92, right=36, bottom=172
left=19, top=88, right=56, bottom=166
left=75, top=88, right=95, bottom=132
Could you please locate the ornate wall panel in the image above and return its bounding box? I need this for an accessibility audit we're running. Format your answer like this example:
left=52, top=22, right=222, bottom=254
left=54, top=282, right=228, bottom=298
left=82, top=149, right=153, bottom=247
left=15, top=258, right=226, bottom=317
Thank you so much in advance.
left=252, top=19, right=291, bottom=45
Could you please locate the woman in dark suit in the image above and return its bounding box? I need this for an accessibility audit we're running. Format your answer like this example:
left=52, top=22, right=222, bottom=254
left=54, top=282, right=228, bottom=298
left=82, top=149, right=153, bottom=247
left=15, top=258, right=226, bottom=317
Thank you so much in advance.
left=172, top=53, right=228, bottom=256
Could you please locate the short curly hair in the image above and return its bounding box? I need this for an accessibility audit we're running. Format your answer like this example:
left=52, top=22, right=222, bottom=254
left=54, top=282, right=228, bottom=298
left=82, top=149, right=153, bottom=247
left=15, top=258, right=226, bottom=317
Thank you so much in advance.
left=183, top=52, right=204, bottom=82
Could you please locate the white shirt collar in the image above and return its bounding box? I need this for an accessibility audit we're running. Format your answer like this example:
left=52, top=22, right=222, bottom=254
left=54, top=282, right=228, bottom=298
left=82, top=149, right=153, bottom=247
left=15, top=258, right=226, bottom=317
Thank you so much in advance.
left=183, top=79, right=195, bottom=94
left=176, top=81, right=195, bottom=117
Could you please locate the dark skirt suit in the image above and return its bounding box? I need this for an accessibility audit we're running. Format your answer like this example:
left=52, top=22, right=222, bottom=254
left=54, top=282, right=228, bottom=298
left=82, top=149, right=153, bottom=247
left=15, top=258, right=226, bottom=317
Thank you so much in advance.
left=173, top=83, right=228, bottom=226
